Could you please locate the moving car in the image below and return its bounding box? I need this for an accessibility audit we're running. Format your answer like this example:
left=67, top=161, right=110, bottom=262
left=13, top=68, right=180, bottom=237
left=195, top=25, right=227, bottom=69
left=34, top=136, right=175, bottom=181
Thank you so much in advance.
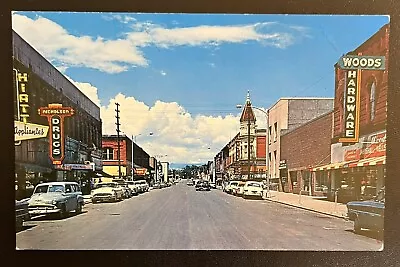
left=243, top=181, right=264, bottom=199
left=346, top=187, right=385, bottom=234
left=195, top=180, right=211, bottom=191
left=28, top=182, right=84, bottom=218
left=15, top=199, right=30, bottom=230
left=91, top=182, right=124, bottom=203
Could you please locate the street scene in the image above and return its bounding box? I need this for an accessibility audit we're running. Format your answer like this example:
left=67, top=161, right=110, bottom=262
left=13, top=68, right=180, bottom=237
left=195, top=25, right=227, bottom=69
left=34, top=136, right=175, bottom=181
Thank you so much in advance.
left=13, top=12, right=388, bottom=250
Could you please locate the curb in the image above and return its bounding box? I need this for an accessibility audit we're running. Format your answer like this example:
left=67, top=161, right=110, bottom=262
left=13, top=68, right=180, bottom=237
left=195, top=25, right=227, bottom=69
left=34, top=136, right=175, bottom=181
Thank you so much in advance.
left=263, top=197, right=347, bottom=219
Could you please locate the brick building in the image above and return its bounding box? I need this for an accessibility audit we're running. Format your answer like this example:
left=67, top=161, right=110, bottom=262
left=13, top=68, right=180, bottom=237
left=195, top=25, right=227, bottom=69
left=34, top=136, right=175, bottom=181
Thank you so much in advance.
left=280, top=111, right=334, bottom=195
left=312, top=23, right=389, bottom=203
left=102, top=135, right=155, bottom=183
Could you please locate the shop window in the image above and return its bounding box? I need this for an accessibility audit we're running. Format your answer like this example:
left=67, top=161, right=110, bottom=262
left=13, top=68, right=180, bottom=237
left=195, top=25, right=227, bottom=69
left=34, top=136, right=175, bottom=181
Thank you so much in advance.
left=369, top=81, right=376, bottom=121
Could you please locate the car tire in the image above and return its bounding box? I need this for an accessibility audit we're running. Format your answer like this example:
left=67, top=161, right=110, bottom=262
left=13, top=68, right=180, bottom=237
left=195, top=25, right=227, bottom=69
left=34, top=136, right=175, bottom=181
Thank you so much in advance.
left=92, top=199, right=97, bottom=204
left=58, top=204, right=67, bottom=219
left=76, top=202, right=82, bottom=214
left=354, top=216, right=362, bottom=234
left=16, top=218, right=23, bottom=231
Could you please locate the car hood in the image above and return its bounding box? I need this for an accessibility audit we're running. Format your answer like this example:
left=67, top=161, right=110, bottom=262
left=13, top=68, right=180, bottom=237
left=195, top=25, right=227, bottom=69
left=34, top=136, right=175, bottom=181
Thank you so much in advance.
left=245, top=186, right=263, bottom=191
left=92, top=187, right=116, bottom=194
left=29, top=193, right=65, bottom=204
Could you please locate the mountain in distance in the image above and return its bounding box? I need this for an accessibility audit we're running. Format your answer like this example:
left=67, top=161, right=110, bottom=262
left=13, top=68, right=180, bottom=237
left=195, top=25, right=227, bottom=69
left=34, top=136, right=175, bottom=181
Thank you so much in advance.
left=169, top=163, right=204, bottom=170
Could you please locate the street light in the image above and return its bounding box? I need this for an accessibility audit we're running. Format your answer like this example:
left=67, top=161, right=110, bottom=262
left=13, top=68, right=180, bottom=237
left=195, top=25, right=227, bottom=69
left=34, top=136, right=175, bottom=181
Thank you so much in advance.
left=236, top=104, right=270, bottom=197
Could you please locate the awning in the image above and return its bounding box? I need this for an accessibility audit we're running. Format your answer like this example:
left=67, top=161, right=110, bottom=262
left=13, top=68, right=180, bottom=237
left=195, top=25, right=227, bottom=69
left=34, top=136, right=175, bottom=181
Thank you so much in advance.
left=311, top=160, right=356, bottom=171
left=94, top=170, right=114, bottom=178
left=348, top=156, right=386, bottom=168
left=311, top=156, right=386, bottom=171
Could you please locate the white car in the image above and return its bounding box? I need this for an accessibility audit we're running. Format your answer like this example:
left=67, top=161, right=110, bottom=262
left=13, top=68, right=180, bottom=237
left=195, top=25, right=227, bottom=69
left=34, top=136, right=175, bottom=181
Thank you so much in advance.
left=126, top=181, right=139, bottom=195
left=28, top=182, right=84, bottom=218
left=91, top=182, right=124, bottom=203
left=243, top=181, right=264, bottom=199
left=233, top=181, right=246, bottom=196
left=137, top=180, right=149, bottom=192
left=224, top=181, right=239, bottom=194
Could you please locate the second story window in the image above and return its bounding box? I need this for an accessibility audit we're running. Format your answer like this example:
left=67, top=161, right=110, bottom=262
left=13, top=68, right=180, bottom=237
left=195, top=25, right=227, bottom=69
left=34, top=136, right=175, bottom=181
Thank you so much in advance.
left=268, top=126, right=272, bottom=144
left=370, top=81, right=376, bottom=121
left=102, top=147, right=114, bottom=160
left=274, top=122, right=278, bottom=142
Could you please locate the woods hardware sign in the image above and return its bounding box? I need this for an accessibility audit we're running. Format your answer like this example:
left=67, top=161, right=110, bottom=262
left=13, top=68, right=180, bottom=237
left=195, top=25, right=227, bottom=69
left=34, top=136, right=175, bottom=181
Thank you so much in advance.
left=38, top=103, right=74, bottom=165
left=337, top=55, right=386, bottom=143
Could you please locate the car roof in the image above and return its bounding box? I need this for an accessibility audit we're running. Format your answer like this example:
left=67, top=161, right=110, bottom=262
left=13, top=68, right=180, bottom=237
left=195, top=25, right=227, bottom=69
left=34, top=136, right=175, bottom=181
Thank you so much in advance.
left=35, top=182, right=78, bottom=186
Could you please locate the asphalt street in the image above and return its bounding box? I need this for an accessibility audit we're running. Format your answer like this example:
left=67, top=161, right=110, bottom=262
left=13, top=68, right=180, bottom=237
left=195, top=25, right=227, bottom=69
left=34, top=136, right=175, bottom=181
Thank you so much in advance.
left=16, top=181, right=383, bottom=250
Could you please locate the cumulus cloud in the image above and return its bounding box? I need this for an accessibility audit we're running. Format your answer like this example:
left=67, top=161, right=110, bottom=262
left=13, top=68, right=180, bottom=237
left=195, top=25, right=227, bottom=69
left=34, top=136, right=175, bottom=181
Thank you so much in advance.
left=160, top=70, right=167, bottom=76
left=12, top=12, right=309, bottom=74
left=99, top=93, right=240, bottom=164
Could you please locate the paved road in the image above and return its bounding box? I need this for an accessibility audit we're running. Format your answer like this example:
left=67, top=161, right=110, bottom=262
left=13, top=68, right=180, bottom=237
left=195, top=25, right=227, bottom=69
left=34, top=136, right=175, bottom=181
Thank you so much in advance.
left=16, top=181, right=383, bottom=250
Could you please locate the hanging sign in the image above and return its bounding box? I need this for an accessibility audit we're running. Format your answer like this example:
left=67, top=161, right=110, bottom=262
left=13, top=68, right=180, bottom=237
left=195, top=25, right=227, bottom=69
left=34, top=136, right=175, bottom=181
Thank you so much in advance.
left=38, top=103, right=74, bottom=165
left=14, top=121, right=49, bottom=141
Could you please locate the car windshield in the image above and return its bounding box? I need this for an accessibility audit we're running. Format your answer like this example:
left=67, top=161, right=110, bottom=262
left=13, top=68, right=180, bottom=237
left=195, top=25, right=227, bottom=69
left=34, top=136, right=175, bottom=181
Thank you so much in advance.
left=247, top=183, right=261, bottom=187
left=34, top=185, right=49, bottom=194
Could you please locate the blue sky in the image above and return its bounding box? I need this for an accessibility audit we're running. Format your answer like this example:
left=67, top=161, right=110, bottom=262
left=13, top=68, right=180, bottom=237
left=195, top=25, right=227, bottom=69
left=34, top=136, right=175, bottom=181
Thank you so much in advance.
left=12, top=12, right=389, bottom=165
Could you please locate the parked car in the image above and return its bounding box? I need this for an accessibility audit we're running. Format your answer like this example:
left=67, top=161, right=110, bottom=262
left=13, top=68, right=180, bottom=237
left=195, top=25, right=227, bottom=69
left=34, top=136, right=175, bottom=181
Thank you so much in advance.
left=187, top=180, right=194, bottom=186
left=224, top=181, right=239, bottom=194
left=152, top=182, right=161, bottom=189
left=209, top=182, right=216, bottom=189
left=91, top=182, right=124, bottom=203
left=126, top=181, right=140, bottom=195
left=28, top=182, right=84, bottom=218
left=346, top=187, right=385, bottom=234
left=243, top=181, right=264, bottom=199
left=138, top=180, right=150, bottom=192
left=233, top=181, right=246, bottom=196
left=113, top=179, right=133, bottom=198
left=15, top=199, right=30, bottom=230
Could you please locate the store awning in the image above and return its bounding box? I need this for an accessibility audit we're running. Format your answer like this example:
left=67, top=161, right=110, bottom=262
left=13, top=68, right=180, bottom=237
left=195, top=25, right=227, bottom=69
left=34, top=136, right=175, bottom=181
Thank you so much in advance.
left=311, top=156, right=386, bottom=171
left=94, top=170, right=114, bottom=178
left=311, top=160, right=356, bottom=172
left=348, top=156, right=386, bottom=168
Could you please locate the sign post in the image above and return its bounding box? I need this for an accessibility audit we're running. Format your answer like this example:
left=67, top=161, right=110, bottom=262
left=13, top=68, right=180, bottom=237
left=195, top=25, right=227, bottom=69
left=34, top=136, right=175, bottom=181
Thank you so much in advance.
left=38, top=103, right=74, bottom=165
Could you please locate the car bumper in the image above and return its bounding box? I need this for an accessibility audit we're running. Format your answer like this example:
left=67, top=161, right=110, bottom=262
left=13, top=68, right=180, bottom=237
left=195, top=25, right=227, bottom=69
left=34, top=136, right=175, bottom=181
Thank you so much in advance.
left=92, top=195, right=115, bottom=202
left=244, top=191, right=263, bottom=197
left=29, top=207, right=61, bottom=215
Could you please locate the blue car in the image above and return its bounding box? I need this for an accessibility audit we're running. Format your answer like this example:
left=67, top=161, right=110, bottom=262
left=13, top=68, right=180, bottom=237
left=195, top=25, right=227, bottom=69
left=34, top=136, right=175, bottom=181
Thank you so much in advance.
left=346, top=187, right=385, bottom=234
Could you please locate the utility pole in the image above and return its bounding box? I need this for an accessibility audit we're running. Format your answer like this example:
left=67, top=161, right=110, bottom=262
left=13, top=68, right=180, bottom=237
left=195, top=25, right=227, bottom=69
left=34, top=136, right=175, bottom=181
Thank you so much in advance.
left=115, top=103, right=122, bottom=179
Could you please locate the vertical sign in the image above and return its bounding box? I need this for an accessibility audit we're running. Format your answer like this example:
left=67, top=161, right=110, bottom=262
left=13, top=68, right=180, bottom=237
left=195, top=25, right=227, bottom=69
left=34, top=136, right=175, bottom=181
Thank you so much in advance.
left=14, top=68, right=29, bottom=145
left=337, top=55, right=385, bottom=143
left=38, top=103, right=74, bottom=165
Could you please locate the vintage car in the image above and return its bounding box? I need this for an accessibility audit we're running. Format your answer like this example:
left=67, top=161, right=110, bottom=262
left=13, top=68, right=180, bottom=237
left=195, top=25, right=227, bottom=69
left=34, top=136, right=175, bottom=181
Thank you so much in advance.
left=137, top=180, right=150, bottom=192
left=243, top=181, right=264, bottom=199
left=195, top=181, right=211, bottom=191
left=112, top=179, right=133, bottom=198
left=233, top=181, right=246, bottom=196
left=28, top=182, right=84, bottom=218
left=15, top=199, right=30, bottom=230
left=91, top=182, right=124, bottom=203
left=126, top=181, right=140, bottom=195
left=346, top=187, right=385, bottom=234
left=224, top=181, right=239, bottom=194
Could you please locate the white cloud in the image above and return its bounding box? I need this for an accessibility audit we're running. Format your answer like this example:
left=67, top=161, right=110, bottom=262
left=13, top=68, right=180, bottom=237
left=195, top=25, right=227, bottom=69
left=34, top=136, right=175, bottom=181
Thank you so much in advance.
left=209, top=63, right=216, bottom=68
left=12, top=13, right=148, bottom=73
left=160, top=70, right=167, bottom=76
left=12, top=13, right=309, bottom=74
left=97, top=92, right=240, bottom=164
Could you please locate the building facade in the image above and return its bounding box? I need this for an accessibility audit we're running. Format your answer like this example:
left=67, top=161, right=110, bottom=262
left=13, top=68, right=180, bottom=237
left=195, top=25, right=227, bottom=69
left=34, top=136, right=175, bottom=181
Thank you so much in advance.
left=101, top=135, right=132, bottom=178
left=267, top=98, right=334, bottom=191
left=280, top=111, right=334, bottom=195
left=13, top=30, right=102, bottom=199
left=313, top=23, right=389, bottom=203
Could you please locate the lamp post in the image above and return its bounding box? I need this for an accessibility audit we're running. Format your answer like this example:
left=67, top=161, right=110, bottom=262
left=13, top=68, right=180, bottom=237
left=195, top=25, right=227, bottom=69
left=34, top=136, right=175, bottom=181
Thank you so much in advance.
left=236, top=104, right=270, bottom=197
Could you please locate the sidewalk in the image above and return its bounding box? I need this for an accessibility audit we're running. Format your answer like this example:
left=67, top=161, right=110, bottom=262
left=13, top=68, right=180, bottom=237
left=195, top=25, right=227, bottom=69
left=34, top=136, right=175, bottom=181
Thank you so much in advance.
left=263, top=190, right=348, bottom=219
